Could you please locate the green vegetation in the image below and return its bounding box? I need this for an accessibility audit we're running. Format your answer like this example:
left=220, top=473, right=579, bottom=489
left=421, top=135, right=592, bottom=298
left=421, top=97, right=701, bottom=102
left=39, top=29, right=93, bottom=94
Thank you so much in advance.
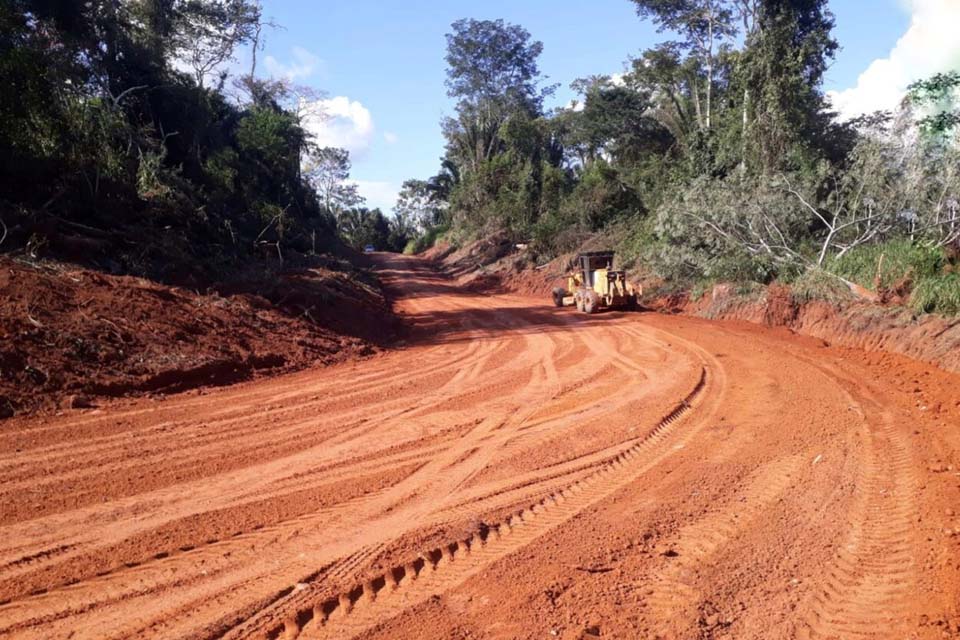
left=0, top=1, right=412, bottom=280
left=829, top=241, right=960, bottom=315
left=404, top=224, right=450, bottom=255
left=3, top=2, right=957, bottom=315
left=910, top=273, right=960, bottom=315
left=828, top=242, right=943, bottom=292
left=788, top=268, right=854, bottom=306
left=398, top=3, right=960, bottom=316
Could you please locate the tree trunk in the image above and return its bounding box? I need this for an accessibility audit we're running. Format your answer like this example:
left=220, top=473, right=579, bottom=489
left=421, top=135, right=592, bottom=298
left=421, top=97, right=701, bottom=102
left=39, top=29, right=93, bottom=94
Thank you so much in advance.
left=740, top=87, right=750, bottom=171
left=705, top=10, right=714, bottom=131
left=691, top=78, right=704, bottom=130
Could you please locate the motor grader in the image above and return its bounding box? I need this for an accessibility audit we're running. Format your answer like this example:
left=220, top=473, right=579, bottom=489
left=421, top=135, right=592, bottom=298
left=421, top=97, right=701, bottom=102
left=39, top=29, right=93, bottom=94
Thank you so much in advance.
left=551, top=251, right=638, bottom=313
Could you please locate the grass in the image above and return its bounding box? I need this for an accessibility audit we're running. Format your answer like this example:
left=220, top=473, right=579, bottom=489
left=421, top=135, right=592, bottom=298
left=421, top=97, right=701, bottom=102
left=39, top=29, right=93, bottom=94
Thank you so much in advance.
left=826, top=240, right=960, bottom=315
left=828, top=240, right=943, bottom=290
left=910, top=272, right=960, bottom=315
left=790, top=268, right=855, bottom=306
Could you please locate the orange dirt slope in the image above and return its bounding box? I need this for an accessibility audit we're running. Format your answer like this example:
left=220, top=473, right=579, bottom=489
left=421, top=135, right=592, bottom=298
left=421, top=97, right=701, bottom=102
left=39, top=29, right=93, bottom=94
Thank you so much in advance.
left=0, top=256, right=388, bottom=416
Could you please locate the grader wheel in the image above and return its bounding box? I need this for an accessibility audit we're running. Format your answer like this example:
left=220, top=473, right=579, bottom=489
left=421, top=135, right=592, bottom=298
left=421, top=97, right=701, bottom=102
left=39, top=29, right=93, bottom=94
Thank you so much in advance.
left=552, top=287, right=566, bottom=308
left=583, top=291, right=600, bottom=314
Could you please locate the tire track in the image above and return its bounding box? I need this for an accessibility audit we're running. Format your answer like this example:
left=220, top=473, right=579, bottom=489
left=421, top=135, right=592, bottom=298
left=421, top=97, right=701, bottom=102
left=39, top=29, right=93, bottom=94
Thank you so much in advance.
left=643, top=455, right=804, bottom=623
left=798, top=402, right=921, bottom=638
left=220, top=367, right=713, bottom=640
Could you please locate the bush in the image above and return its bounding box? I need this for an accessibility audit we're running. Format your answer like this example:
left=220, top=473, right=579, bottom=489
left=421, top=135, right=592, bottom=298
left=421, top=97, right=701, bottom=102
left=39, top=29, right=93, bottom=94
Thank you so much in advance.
left=790, top=268, right=854, bottom=305
left=404, top=224, right=450, bottom=254
left=828, top=241, right=944, bottom=291
left=910, top=273, right=960, bottom=315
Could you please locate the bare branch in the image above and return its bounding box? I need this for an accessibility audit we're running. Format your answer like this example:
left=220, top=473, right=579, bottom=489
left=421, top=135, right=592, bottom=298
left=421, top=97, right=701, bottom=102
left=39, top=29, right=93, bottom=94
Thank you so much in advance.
left=109, top=85, right=148, bottom=109
left=780, top=179, right=831, bottom=230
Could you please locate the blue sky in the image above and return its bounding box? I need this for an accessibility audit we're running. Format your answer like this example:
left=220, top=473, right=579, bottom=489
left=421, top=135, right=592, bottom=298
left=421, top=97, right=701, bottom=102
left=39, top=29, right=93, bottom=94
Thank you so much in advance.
left=250, top=0, right=955, bottom=211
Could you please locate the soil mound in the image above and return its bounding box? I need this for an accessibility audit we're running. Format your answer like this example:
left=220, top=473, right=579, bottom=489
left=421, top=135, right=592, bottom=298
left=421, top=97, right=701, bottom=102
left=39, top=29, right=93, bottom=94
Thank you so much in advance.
left=0, top=255, right=391, bottom=417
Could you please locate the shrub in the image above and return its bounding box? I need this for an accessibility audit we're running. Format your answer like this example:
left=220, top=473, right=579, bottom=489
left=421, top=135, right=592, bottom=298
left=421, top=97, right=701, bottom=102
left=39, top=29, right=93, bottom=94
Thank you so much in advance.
left=790, top=268, right=854, bottom=305
left=404, top=224, right=450, bottom=254
left=828, top=241, right=944, bottom=291
left=910, top=273, right=960, bottom=315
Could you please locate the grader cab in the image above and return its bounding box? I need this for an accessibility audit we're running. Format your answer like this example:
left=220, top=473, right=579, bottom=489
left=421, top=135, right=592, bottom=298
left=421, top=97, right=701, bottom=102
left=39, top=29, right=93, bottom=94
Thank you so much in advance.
left=551, top=251, right=638, bottom=313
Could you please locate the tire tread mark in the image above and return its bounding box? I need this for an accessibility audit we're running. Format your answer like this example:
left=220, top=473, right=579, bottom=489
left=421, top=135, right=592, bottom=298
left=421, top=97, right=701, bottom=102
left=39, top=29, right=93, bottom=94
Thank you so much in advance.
left=222, top=368, right=709, bottom=640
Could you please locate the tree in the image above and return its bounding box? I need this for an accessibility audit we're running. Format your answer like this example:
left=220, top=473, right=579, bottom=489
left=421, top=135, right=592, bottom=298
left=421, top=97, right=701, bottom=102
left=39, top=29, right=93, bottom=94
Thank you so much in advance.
left=338, top=207, right=391, bottom=250
left=908, top=71, right=960, bottom=139
left=438, top=18, right=563, bottom=237
left=563, top=74, right=667, bottom=166
left=444, top=18, right=554, bottom=116
left=731, top=0, right=841, bottom=173
left=394, top=179, right=445, bottom=232
left=631, top=0, right=735, bottom=131
left=173, top=0, right=262, bottom=89
left=304, top=147, right=364, bottom=218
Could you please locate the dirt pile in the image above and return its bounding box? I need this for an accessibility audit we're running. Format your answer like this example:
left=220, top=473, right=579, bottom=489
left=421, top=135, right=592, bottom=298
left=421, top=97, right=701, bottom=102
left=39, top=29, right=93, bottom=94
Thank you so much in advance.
left=425, top=236, right=569, bottom=296
left=0, top=255, right=392, bottom=417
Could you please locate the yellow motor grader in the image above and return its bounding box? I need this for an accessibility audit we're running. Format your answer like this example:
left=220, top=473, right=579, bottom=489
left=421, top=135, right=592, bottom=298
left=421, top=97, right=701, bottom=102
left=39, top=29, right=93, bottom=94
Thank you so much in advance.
left=551, top=251, right=638, bottom=313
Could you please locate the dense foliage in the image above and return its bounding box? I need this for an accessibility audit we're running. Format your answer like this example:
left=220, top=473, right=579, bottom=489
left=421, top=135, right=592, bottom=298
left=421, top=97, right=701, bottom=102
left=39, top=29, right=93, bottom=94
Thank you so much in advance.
left=399, top=2, right=960, bottom=315
left=0, top=0, right=410, bottom=281
left=3, top=2, right=958, bottom=313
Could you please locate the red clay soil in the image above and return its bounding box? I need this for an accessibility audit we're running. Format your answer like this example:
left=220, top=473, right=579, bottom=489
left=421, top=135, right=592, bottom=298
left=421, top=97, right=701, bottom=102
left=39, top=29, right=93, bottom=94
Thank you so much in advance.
left=689, top=283, right=960, bottom=374
left=0, top=256, right=387, bottom=417
left=0, top=252, right=958, bottom=639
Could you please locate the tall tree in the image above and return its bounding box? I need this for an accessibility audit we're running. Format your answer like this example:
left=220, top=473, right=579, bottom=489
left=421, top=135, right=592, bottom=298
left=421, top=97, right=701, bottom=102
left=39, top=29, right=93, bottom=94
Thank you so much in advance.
left=444, top=18, right=554, bottom=116
left=440, top=18, right=559, bottom=235
left=739, top=0, right=839, bottom=172
left=394, top=179, right=445, bottom=232
left=908, top=71, right=960, bottom=139
left=303, top=147, right=364, bottom=218
left=631, top=0, right=735, bottom=131
left=173, top=0, right=262, bottom=89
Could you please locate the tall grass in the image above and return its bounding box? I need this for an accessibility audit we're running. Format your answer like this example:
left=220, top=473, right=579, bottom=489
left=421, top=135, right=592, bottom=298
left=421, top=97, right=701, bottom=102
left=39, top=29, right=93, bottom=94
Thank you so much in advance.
left=790, top=268, right=854, bottom=305
left=910, top=273, right=960, bottom=315
left=827, top=240, right=960, bottom=315
left=828, top=241, right=943, bottom=290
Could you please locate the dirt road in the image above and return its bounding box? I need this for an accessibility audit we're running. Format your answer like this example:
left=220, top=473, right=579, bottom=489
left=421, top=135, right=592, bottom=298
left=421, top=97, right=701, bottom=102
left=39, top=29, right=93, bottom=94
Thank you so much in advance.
left=1, top=253, right=958, bottom=639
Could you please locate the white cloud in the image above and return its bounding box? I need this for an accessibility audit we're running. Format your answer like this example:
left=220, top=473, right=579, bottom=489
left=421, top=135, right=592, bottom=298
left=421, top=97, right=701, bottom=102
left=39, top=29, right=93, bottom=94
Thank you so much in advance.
left=350, top=180, right=399, bottom=212
left=827, top=0, right=960, bottom=120
left=300, top=96, right=375, bottom=156
left=383, top=131, right=399, bottom=144
left=264, top=46, right=324, bottom=81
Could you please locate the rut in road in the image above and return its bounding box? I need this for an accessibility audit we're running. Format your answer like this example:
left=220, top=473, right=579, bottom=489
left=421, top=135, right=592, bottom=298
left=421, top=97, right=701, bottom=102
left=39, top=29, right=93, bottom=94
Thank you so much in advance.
left=230, top=368, right=714, bottom=640
left=642, top=454, right=805, bottom=621
left=796, top=362, right=923, bottom=639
